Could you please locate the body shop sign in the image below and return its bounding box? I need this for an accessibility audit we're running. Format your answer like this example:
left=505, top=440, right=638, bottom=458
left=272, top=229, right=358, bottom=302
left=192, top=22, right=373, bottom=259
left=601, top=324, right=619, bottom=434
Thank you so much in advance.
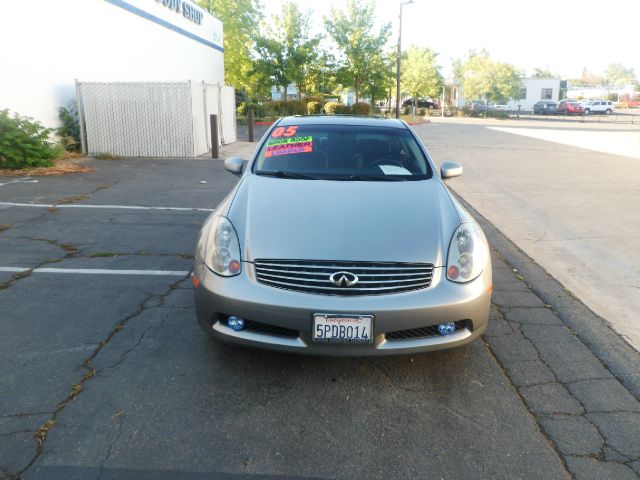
left=156, top=0, right=203, bottom=25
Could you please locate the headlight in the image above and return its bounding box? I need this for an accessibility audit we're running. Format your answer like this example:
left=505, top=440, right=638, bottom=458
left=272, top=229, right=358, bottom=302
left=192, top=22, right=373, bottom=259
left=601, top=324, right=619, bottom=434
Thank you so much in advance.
left=446, top=222, right=484, bottom=282
left=204, top=216, right=241, bottom=276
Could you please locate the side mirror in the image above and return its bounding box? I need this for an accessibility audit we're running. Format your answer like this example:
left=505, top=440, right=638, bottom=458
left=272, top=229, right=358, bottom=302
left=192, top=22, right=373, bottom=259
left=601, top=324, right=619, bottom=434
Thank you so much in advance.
left=441, top=162, right=463, bottom=179
left=224, top=156, right=244, bottom=175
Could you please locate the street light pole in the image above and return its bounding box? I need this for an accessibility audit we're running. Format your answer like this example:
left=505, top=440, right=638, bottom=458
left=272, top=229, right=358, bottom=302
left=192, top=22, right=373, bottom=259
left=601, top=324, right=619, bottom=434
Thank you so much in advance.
left=395, top=0, right=413, bottom=119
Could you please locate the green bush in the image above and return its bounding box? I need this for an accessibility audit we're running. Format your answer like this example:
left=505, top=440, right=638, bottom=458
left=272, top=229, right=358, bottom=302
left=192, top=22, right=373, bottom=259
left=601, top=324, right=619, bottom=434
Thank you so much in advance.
left=351, top=102, right=371, bottom=115
left=237, top=102, right=249, bottom=117
left=324, top=102, right=339, bottom=114
left=256, top=100, right=307, bottom=117
left=303, top=95, right=325, bottom=105
left=57, top=105, right=81, bottom=152
left=307, top=101, right=323, bottom=114
left=335, top=104, right=352, bottom=114
left=0, top=109, right=62, bottom=169
left=285, top=99, right=307, bottom=115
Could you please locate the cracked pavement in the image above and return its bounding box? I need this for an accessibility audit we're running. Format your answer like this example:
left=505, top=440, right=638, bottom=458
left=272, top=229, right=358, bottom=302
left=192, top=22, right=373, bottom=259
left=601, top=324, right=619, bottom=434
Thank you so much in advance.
left=1, top=146, right=639, bottom=479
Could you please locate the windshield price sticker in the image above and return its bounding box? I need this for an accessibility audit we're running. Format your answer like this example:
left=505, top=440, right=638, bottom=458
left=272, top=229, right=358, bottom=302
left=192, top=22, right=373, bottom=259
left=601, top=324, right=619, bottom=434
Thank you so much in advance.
left=271, top=126, right=299, bottom=138
left=265, top=136, right=313, bottom=157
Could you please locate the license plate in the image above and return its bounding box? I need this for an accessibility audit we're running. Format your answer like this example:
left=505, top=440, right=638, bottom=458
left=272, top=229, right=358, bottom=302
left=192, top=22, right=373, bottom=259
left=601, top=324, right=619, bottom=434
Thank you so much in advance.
left=313, top=314, right=373, bottom=344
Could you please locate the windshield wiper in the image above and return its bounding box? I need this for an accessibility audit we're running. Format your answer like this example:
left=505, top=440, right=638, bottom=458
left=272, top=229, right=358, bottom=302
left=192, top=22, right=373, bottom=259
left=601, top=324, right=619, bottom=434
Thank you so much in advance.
left=255, top=170, right=321, bottom=180
left=347, top=174, right=407, bottom=181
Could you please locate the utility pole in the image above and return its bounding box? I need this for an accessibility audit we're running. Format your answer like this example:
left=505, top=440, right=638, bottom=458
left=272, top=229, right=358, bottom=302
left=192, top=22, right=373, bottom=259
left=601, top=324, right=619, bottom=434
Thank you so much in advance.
left=395, top=0, right=414, bottom=119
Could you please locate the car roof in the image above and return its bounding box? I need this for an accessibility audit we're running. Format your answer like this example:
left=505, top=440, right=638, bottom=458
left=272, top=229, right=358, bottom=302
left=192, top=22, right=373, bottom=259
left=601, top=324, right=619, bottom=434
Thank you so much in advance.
left=276, top=115, right=407, bottom=129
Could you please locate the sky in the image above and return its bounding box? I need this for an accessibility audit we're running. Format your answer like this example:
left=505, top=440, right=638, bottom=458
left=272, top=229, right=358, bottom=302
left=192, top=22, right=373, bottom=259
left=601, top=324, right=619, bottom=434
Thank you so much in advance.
left=263, top=0, right=640, bottom=80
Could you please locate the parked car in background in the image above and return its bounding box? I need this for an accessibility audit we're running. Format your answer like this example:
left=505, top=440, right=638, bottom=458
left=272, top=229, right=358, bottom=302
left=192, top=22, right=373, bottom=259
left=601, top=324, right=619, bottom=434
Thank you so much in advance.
left=532, top=101, right=558, bottom=115
left=403, top=98, right=438, bottom=109
left=580, top=100, right=615, bottom=115
left=489, top=104, right=511, bottom=111
left=465, top=101, right=487, bottom=113
left=557, top=100, right=584, bottom=115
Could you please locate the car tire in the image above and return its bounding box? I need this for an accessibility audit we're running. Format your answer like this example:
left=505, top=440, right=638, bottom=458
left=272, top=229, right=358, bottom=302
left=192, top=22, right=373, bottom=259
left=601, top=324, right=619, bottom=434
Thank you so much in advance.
left=606, top=109, right=612, bottom=115
left=584, top=109, right=590, bottom=115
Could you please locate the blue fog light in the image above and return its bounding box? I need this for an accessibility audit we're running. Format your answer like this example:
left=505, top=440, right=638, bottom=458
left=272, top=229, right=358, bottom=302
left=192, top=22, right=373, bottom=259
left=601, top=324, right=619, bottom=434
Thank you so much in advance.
left=438, top=322, right=456, bottom=336
left=227, top=316, right=245, bottom=331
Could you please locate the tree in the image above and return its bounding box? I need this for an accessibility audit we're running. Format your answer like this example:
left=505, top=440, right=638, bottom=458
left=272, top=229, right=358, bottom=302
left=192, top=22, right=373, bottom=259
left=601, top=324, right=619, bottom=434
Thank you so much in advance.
left=401, top=46, right=443, bottom=103
left=301, top=51, right=338, bottom=95
left=253, top=2, right=322, bottom=102
left=578, top=67, right=604, bottom=86
left=456, top=50, right=521, bottom=103
left=324, top=0, right=391, bottom=103
left=362, top=49, right=395, bottom=108
left=196, top=0, right=263, bottom=96
left=604, top=63, right=637, bottom=86
left=532, top=67, right=557, bottom=78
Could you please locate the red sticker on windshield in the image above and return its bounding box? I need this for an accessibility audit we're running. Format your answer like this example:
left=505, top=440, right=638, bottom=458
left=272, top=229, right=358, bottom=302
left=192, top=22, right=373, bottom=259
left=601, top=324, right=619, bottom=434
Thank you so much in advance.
left=271, top=126, right=299, bottom=138
left=265, top=136, right=313, bottom=157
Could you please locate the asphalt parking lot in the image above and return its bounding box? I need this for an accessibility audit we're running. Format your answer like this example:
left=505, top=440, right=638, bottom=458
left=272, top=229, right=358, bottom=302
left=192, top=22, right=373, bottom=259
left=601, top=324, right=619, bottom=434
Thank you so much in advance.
left=1, top=134, right=640, bottom=479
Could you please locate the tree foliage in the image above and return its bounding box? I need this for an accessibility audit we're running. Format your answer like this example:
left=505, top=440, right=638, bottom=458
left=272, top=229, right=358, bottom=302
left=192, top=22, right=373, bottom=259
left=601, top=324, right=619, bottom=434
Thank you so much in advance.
left=456, top=50, right=521, bottom=102
left=253, top=2, right=322, bottom=101
left=401, top=46, right=443, bottom=101
left=532, top=67, right=557, bottom=78
left=362, top=49, right=395, bottom=107
left=196, top=0, right=263, bottom=96
left=324, top=0, right=391, bottom=103
left=604, top=63, right=637, bottom=86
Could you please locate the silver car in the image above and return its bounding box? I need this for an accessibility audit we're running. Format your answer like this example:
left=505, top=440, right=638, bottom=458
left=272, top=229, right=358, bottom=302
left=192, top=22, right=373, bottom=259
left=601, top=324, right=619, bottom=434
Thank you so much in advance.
left=194, top=115, right=492, bottom=355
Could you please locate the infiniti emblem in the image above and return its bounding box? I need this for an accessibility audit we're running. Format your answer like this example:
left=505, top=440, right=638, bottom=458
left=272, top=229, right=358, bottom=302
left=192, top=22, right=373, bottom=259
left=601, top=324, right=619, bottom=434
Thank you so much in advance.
left=329, top=271, right=359, bottom=287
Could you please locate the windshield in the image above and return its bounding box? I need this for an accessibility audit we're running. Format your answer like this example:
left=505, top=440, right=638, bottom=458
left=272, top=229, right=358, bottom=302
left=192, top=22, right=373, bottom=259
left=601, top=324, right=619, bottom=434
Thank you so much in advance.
left=253, top=123, right=432, bottom=181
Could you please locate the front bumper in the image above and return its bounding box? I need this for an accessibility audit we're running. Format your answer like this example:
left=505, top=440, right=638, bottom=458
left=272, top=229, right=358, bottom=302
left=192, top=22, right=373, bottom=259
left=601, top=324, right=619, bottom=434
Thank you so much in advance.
left=193, top=260, right=491, bottom=356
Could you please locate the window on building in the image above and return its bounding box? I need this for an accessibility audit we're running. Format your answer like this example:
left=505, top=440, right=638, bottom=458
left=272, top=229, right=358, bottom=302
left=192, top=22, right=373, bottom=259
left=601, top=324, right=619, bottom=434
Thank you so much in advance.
left=541, top=88, right=553, bottom=99
left=520, top=87, right=527, bottom=100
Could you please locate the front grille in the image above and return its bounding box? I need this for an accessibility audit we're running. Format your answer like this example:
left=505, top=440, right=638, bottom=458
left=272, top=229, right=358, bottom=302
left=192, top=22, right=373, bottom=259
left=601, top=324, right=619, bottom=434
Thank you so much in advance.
left=254, top=260, right=434, bottom=296
left=385, top=321, right=467, bottom=340
left=221, top=316, right=299, bottom=339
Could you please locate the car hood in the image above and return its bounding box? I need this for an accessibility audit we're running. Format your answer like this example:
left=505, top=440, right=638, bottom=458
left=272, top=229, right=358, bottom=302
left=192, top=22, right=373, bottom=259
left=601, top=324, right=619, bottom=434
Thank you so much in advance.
left=227, top=175, right=460, bottom=266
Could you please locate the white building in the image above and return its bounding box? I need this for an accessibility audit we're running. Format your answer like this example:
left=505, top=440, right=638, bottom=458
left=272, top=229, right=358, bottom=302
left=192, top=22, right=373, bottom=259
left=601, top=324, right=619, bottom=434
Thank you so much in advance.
left=0, top=0, right=235, bottom=156
left=507, top=78, right=561, bottom=110
left=271, top=84, right=299, bottom=101
left=450, top=77, right=562, bottom=111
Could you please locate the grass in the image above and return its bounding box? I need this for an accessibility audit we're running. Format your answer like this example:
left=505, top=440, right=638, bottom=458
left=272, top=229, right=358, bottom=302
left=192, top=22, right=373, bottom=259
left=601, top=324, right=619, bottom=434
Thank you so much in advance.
left=12, top=270, right=32, bottom=280
left=0, top=158, right=94, bottom=177
left=36, top=420, right=56, bottom=448
left=70, top=384, right=83, bottom=397
left=94, top=153, right=124, bottom=160
left=60, top=243, right=79, bottom=254
left=55, top=195, right=89, bottom=205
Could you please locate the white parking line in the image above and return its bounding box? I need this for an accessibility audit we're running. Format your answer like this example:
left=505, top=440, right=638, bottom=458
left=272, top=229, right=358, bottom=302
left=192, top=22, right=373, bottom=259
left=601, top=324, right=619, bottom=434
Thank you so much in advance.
left=0, top=178, right=39, bottom=187
left=0, top=267, right=191, bottom=276
left=0, top=202, right=214, bottom=212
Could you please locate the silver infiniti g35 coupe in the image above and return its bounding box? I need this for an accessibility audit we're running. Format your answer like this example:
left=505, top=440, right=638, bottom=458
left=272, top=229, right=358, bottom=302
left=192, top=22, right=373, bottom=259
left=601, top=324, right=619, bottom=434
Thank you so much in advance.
left=193, top=115, right=492, bottom=355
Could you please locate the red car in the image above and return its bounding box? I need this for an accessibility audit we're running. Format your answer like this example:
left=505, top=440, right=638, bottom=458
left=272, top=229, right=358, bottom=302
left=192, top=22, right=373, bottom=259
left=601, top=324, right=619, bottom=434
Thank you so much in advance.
left=557, top=100, right=584, bottom=115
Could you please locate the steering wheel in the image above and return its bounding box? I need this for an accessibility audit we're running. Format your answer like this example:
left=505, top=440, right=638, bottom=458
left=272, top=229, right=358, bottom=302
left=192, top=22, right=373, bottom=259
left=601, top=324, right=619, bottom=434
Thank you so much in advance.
left=366, top=159, right=405, bottom=171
